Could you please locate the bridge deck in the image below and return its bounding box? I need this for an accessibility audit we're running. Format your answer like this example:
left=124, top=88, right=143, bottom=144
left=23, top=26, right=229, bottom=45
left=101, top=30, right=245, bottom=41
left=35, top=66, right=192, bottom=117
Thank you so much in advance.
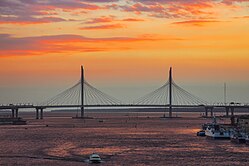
left=1, top=104, right=249, bottom=110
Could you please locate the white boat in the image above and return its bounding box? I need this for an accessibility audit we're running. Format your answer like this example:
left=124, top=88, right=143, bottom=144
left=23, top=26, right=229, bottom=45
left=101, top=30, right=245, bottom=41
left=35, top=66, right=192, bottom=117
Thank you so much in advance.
left=89, top=153, right=101, bottom=163
left=205, top=117, right=231, bottom=139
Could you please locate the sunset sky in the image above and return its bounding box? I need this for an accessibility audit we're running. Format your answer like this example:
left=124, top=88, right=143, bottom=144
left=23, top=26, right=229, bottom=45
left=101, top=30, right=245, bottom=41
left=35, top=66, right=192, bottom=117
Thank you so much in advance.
left=0, top=0, right=249, bottom=104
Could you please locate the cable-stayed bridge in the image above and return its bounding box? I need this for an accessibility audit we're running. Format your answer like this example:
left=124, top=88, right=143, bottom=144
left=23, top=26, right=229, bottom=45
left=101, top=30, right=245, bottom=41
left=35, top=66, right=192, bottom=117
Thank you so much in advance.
left=0, top=66, right=249, bottom=119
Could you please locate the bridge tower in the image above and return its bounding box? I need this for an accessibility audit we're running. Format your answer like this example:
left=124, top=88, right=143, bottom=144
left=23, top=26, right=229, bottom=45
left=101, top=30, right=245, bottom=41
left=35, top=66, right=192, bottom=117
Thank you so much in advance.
left=169, top=67, right=172, bottom=117
left=81, top=65, right=84, bottom=118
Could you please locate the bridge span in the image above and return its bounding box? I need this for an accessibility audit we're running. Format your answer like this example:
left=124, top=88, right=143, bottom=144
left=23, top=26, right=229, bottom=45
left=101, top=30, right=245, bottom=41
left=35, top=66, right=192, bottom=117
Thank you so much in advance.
left=1, top=66, right=249, bottom=119
left=1, top=104, right=249, bottom=119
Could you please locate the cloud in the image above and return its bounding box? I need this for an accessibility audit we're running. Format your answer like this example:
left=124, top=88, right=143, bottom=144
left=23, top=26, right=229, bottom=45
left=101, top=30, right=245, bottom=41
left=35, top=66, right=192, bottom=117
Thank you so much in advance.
left=0, top=16, right=68, bottom=25
left=85, top=16, right=145, bottom=24
left=0, top=0, right=110, bottom=25
left=220, top=0, right=249, bottom=5
left=118, top=1, right=215, bottom=19
left=80, top=23, right=125, bottom=30
left=122, top=18, right=145, bottom=21
left=1, top=0, right=248, bottom=25
left=82, top=0, right=119, bottom=2
left=80, top=15, right=145, bottom=30
left=121, top=3, right=166, bottom=15
left=131, top=0, right=249, bottom=4
left=172, top=20, right=222, bottom=26
left=0, top=33, right=168, bottom=56
left=118, top=0, right=249, bottom=19
left=233, top=15, right=249, bottom=19
left=84, top=15, right=116, bottom=24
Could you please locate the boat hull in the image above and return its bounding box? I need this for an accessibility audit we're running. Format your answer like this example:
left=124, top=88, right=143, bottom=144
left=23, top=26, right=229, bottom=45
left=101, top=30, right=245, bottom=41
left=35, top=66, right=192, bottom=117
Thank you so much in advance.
left=90, top=160, right=101, bottom=163
left=205, top=131, right=230, bottom=139
left=245, top=139, right=249, bottom=145
left=197, top=130, right=205, bottom=137
left=231, top=138, right=246, bottom=143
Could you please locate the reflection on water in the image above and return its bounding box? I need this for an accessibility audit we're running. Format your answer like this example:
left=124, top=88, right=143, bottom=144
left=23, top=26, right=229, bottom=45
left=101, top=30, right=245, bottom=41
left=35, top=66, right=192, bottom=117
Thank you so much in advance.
left=224, top=144, right=249, bottom=153
left=0, top=112, right=249, bottom=165
left=74, top=146, right=131, bottom=155
left=46, top=142, right=76, bottom=157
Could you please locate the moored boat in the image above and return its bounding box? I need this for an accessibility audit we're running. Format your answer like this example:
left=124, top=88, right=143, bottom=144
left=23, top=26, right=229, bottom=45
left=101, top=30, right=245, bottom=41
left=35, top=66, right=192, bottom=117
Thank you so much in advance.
left=196, top=123, right=210, bottom=137
left=204, top=117, right=231, bottom=139
left=197, top=130, right=205, bottom=136
left=231, top=132, right=246, bottom=144
left=245, top=135, right=249, bottom=145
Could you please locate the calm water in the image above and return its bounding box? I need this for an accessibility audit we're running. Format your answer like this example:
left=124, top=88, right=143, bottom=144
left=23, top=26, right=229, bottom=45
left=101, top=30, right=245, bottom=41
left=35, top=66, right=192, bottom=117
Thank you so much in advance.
left=0, top=112, right=248, bottom=165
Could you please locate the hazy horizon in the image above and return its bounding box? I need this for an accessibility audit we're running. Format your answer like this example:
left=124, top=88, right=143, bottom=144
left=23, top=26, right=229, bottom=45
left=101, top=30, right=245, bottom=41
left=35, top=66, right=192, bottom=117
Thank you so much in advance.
left=0, top=71, right=249, bottom=104
left=0, top=0, right=249, bottom=104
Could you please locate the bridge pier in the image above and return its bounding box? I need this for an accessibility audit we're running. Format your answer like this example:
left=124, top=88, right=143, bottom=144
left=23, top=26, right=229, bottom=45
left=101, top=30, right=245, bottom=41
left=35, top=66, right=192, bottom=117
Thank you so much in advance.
left=225, top=107, right=229, bottom=116
left=15, top=108, right=18, bottom=118
left=11, top=108, right=19, bottom=118
left=204, top=107, right=214, bottom=117
left=36, top=108, right=39, bottom=119
left=231, top=107, right=234, bottom=116
left=210, top=107, right=214, bottom=117
left=40, top=108, right=43, bottom=119
left=35, top=107, right=44, bottom=119
left=11, top=109, right=15, bottom=118
left=205, top=107, right=208, bottom=117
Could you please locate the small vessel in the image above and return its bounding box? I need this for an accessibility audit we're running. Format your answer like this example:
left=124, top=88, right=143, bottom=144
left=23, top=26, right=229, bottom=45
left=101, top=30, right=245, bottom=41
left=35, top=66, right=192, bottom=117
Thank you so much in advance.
left=205, top=117, right=231, bottom=139
left=197, top=130, right=205, bottom=136
left=89, top=153, right=101, bottom=163
left=245, top=135, right=249, bottom=145
left=197, top=123, right=209, bottom=136
left=230, top=132, right=246, bottom=144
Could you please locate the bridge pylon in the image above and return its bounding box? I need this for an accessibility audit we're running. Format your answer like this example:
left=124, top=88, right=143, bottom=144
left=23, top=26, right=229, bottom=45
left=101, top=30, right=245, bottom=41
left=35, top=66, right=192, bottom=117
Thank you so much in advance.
left=169, top=67, right=172, bottom=118
left=81, top=65, right=85, bottom=118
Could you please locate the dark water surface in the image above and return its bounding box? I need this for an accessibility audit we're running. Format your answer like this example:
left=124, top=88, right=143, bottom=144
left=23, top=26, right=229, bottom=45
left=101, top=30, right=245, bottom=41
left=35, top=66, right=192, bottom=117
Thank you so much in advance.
left=0, top=112, right=248, bottom=165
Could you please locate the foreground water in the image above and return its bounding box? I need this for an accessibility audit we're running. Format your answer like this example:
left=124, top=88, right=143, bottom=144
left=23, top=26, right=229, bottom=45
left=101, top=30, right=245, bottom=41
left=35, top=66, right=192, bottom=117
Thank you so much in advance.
left=0, top=112, right=248, bottom=165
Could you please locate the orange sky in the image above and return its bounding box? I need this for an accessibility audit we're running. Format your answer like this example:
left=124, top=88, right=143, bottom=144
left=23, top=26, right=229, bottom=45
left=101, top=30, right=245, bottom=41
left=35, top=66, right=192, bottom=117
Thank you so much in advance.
left=0, top=0, right=249, bottom=103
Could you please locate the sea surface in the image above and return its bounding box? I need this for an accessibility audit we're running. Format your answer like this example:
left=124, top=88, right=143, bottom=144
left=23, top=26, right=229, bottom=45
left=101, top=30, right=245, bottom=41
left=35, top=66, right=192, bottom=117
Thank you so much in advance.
left=0, top=111, right=249, bottom=165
